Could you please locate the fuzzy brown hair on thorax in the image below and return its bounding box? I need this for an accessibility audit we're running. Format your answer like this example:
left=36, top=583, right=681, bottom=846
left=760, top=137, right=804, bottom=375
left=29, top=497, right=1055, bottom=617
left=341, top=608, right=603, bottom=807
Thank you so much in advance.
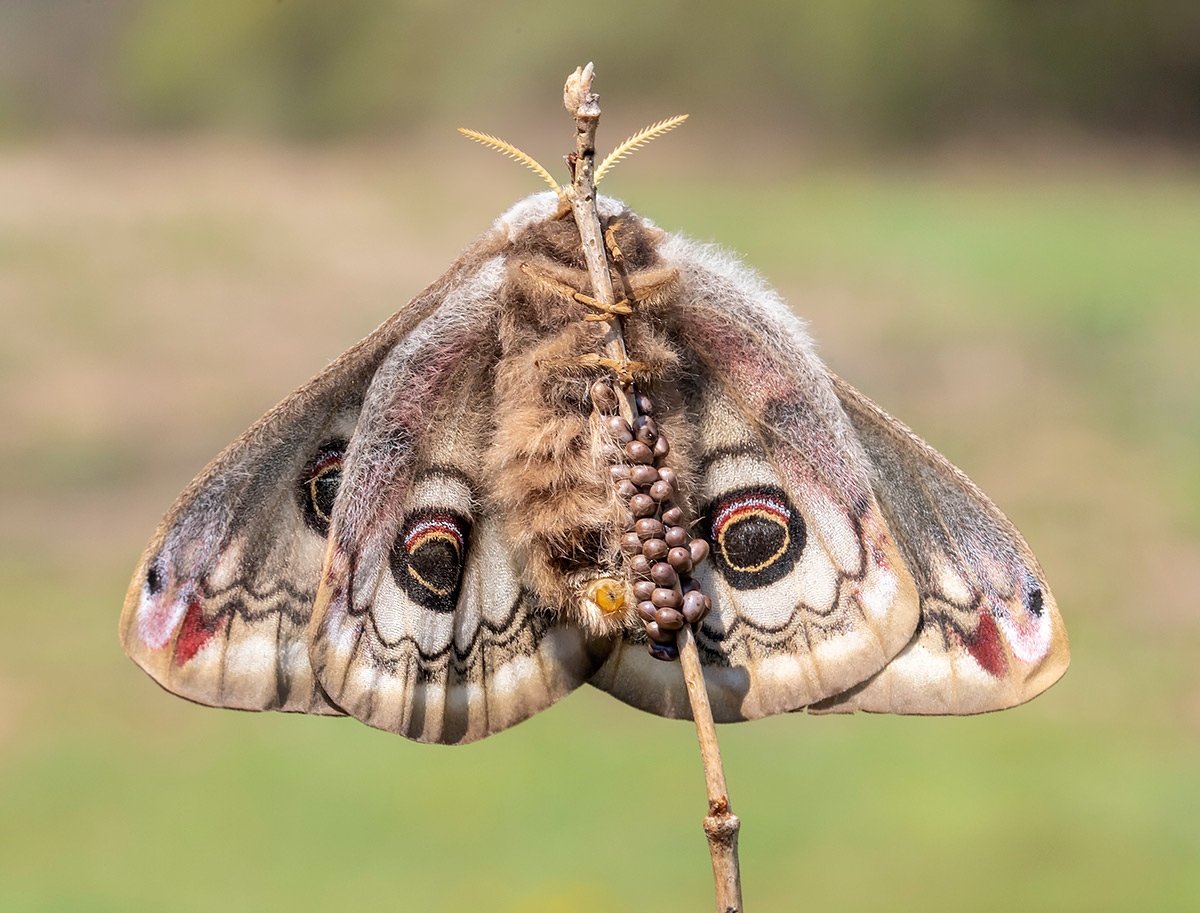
left=478, top=209, right=693, bottom=637
left=512, top=209, right=664, bottom=272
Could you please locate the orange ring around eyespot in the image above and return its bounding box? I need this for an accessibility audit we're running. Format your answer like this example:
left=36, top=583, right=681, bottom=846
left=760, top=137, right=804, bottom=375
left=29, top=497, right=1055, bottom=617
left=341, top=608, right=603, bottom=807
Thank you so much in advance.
left=404, top=523, right=464, bottom=596
left=308, top=462, right=341, bottom=523
left=715, top=507, right=791, bottom=573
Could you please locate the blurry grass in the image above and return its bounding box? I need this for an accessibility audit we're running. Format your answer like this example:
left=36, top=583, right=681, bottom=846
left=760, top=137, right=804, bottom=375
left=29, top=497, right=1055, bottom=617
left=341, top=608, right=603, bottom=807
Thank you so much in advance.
left=1, top=141, right=1198, bottom=912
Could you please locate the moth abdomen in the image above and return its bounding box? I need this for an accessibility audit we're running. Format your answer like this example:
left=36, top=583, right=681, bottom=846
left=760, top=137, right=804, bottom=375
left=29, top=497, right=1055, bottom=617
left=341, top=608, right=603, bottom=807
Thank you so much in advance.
left=485, top=350, right=624, bottom=628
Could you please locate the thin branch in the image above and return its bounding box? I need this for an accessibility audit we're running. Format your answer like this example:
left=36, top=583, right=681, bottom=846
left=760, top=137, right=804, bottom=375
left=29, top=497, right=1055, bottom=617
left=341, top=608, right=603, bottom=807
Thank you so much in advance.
left=562, top=64, right=635, bottom=422
left=679, top=624, right=743, bottom=911
left=562, top=63, right=743, bottom=913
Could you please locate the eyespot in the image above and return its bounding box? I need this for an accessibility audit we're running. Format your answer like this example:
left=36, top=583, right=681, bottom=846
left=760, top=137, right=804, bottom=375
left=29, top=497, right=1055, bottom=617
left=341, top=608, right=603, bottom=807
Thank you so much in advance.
left=390, top=509, right=472, bottom=612
left=702, top=486, right=806, bottom=590
left=1027, top=586, right=1044, bottom=618
left=297, top=440, right=347, bottom=536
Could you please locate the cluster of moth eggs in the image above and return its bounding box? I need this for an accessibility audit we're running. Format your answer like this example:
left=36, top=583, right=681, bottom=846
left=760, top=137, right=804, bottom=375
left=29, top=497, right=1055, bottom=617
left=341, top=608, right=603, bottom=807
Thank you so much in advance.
left=591, top=380, right=713, bottom=661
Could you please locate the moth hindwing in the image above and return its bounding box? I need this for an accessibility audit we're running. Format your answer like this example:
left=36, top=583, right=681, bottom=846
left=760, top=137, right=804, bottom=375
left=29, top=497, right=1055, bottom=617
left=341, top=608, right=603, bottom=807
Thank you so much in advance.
left=121, top=191, right=1068, bottom=743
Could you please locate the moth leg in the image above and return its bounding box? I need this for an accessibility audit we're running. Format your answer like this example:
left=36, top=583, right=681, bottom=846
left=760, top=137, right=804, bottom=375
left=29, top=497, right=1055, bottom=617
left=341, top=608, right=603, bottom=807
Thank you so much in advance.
left=537, top=352, right=650, bottom=384
left=518, top=262, right=581, bottom=302
left=627, top=268, right=680, bottom=310
left=585, top=354, right=649, bottom=380
left=519, top=263, right=633, bottom=316
left=604, top=220, right=625, bottom=265
left=576, top=292, right=634, bottom=316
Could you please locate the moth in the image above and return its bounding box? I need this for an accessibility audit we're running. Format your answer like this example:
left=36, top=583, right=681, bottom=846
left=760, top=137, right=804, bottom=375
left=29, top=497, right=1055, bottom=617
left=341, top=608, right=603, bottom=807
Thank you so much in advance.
left=120, top=161, right=1069, bottom=745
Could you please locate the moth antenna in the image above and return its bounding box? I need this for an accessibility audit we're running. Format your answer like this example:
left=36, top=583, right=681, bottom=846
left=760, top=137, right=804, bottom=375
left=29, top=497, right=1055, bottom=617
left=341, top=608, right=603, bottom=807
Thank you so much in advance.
left=595, top=114, right=689, bottom=184
left=457, top=128, right=566, bottom=204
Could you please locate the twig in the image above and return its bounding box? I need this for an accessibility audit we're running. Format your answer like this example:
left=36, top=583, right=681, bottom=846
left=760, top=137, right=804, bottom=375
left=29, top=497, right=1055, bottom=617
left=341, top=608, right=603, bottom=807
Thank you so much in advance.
left=679, top=624, right=743, bottom=911
left=562, top=64, right=637, bottom=423
left=563, top=63, right=744, bottom=913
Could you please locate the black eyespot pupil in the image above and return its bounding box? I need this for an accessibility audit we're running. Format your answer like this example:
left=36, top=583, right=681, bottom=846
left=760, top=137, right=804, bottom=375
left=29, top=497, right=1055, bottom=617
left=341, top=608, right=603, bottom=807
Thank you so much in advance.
left=311, top=470, right=339, bottom=521
left=391, top=509, right=472, bottom=612
left=1028, top=587, right=1044, bottom=617
left=722, top=519, right=787, bottom=571
left=702, top=486, right=806, bottom=590
left=408, top=539, right=461, bottom=594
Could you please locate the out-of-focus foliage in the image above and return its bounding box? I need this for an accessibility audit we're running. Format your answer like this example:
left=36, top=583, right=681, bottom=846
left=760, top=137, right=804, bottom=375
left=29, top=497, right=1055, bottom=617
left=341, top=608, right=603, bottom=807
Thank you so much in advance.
left=2, top=0, right=1199, bottom=142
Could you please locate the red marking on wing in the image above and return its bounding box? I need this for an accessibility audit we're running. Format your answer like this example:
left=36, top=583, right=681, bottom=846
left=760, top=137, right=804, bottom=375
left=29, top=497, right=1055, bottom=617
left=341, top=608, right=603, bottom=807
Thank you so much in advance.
left=871, top=542, right=890, bottom=572
left=175, top=597, right=223, bottom=666
left=712, top=496, right=790, bottom=535
left=404, top=517, right=464, bottom=552
left=961, top=610, right=1008, bottom=678
left=310, top=450, right=343, bottom=477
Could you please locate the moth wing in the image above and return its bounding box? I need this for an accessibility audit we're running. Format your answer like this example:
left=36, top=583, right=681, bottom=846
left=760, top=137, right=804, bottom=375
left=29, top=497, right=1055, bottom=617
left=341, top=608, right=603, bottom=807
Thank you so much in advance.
left=809, top=376, right=1069, bottom=714
left=307, top=263, right=604, bottom=744
left=589, top=236, right=921, bottom=721
left=119, top=235, right=507, bottom=716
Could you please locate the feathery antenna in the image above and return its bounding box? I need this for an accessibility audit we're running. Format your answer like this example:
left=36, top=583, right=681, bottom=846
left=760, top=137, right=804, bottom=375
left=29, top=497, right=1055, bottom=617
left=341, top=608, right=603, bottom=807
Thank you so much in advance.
left=457, top=128, right=566, bottom=204
left=595, top=115, right=689, bottom=184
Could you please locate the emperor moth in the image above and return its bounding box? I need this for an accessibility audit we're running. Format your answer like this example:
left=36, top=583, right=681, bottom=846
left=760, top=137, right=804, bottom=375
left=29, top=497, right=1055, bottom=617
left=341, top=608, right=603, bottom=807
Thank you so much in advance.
left=120, top=179, right=1068, bottom=745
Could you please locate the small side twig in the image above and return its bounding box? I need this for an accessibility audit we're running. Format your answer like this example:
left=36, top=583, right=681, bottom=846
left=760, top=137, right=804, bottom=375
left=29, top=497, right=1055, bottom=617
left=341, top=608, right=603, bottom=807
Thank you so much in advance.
left=563, top=63, right=743, bottom=913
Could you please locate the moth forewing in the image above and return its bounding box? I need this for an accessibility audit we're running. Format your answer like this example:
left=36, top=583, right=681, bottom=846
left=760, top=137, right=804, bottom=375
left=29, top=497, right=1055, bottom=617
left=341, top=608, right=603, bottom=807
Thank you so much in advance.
left=119, top=227, right=513, bottom=719
left=809, top=375, right=1068, bottom=715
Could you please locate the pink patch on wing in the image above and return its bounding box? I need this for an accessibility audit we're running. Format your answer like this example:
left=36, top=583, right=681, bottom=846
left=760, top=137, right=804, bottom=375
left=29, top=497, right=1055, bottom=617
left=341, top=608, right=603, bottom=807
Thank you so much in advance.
left=175, top=597, right=223, bottom=665
left=961, top=609, right=1008, bottom=677
left=686, top=313, right=797, bottom=411
left=137, top=587, right=189, bottom=651
left=685, top=310, right=869, bottom=510
left=995, top=603, right=1053, bottom=665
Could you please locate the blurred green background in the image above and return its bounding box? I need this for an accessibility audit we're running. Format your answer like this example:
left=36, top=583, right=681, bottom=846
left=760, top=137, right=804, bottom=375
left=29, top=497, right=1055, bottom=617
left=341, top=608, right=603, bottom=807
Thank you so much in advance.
left=2, top=2, right=1198, bottom=911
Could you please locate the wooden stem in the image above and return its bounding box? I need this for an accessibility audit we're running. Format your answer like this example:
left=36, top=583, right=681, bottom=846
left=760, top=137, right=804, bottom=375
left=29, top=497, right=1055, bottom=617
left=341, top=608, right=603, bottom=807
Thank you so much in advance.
left=563, top=63, right=744, bottom=913
left=679, top=624, right=743, bottom=912
left=562, top=64, right=637, bottom=424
